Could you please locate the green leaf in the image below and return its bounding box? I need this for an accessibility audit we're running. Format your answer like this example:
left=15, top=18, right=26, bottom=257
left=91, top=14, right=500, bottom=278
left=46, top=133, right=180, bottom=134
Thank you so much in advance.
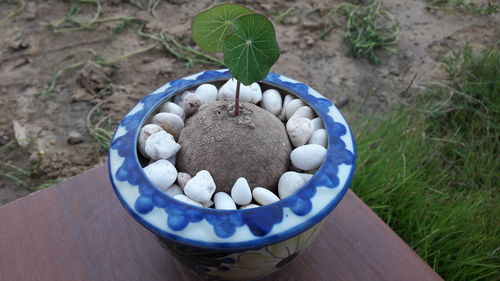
left=223, top=14, right=280, bottom=85
left=192, top=4, right=252, bottom=53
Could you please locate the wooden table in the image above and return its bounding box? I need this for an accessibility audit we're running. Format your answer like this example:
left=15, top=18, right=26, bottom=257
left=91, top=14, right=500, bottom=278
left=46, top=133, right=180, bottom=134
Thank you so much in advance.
left=0, top=166, right=443, bottom=281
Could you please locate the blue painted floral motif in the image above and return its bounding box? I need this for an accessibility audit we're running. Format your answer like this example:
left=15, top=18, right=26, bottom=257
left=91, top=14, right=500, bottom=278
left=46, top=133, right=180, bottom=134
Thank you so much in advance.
left=205, top=213, right=244, bottom=238
left=196, top=223, right=322, bottom=280
left=109, top=69, right=355, bottom=249
left=241, top=205, right=284, bottom=237
left=164, top=204, right=204, bottom=231
left=262, top=73, right=354, bottom=216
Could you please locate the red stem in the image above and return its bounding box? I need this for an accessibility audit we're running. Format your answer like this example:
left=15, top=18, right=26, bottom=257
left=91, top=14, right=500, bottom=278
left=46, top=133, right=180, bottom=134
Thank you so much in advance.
left=235, top=80, right=241, bottom=116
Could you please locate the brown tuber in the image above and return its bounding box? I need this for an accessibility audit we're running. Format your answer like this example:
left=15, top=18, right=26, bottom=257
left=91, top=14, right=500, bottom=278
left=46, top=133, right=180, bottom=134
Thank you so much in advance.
left=177, top=101, right=291, bottom=194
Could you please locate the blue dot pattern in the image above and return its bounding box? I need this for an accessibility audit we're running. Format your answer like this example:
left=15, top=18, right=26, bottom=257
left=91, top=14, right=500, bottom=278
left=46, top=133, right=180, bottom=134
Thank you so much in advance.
left=109, top=70, right=355, bottom=249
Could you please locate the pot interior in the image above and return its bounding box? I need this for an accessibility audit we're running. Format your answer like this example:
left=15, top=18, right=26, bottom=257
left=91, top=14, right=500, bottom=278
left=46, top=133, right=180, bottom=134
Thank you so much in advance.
left=137, top=78, right=324, bottom=169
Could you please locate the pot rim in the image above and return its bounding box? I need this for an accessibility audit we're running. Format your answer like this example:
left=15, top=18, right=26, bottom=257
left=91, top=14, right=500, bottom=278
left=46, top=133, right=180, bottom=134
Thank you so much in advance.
left=108, top=69, right=356, bottom=250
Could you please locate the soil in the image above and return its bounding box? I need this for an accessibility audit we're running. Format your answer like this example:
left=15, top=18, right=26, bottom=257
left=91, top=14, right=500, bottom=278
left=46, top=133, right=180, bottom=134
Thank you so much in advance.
left=177, top=101, right=291, bottom=194
left=0, top=0, right=498, bottom=205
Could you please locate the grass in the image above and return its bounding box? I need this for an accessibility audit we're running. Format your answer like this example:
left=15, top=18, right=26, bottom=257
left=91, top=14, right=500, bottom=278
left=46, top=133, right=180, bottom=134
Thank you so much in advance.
left=425, top=44, right=499, bottom=190
left=86, top=103, right=115, bottom=150
left=271, top=7, right=297, bottom=24
left=350, top=45, right=499, bottom=280
left=37, top=29, right=222, bottom=96
left=44, top=0, right=102, bottom=33
left=33, top=0, right=224, bottom=168
left=321, top=0, right=399, bottom=64
left=136, top=25, right=224, bottom=67
left=0, top=0, right=25, bottom=28
left=7, top=7, right=497, bottom=276
left=427, top=0, right=499, bottom=15
left=42, top=0, right=145, bottom=33
left=39, top=20, right=223, bottom=96
left=126, top=0, right=160, bottom=15
left=0, top=134, right=63, bottom=192
left=36, top=60, right=88, bottom=97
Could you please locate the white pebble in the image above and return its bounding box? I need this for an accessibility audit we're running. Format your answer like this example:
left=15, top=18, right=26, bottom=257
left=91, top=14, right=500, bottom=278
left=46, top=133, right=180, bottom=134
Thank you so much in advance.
left=218, top=78, right=262, bottom=104
left=278, top=110, right=287, bottom=122
left=252, top=187, right=280, bottom=205
left=218, top=79, right=250, bottom=102
left=174, top=194, right=203, bottom=207
left=177, top=172, right=191, bottom=190
left=278, top=95, right=294, bottom=121
left=240, top=203, right=260, bottom=209
left=278, top=171, right=306, bottom=199
left=183, top=91, right=204, bottom=116
left=260, top=89, right=282, bottom=116
left=184, top=170, right=216, bottom=203
left=311, top=117, right=324, bottom=131
left=143, top=159, right=177, bottom=190
left=230, top=177, right=252, bottom=205
left=291, top=144, right=327, bottom=171
left=308, top=129, right=328, bottom=148
left=163, top=184, right=183, bottom=197
left=300, top=173, right=314, bottom=182
left=138, top=124, right=164, bottom=158
left=286, top=117, right=314, bottom=147
left=145, top=131, right=180, bottom=160
left=159, top=102, right=186, bottom=121
left=202, top=200, right=214, bottom=208
left=214, top=192, right=237, bottom=210
left=290, top=106, right=315, bottom=120
left=250, top=84, right=263, bottom=103
left=152, top=112, right=184, bottom=140
left=174, top=91, right=190, bottom=107
left=285, top=99, right=305, bottom=120
left=283, top=94, right=295, bottom=107
left=195, top=84, right=218, bottom=103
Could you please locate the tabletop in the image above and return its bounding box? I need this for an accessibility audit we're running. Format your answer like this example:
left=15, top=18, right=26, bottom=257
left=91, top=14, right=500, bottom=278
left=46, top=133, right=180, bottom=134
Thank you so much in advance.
left=0, top=166, right=443, bottom=281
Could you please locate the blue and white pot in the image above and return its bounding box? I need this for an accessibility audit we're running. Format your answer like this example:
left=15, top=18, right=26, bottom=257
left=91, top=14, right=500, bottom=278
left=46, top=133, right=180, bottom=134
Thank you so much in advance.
left=108, top=69, right=356, bottom=280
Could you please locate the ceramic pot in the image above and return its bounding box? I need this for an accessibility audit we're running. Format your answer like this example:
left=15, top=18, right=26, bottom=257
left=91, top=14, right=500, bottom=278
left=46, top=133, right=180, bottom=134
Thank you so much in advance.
left=108, top=69, right=356, bottom=281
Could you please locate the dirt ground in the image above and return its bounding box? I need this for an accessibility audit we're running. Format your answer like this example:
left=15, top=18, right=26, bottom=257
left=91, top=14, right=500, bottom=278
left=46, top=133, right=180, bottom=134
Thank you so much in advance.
left=0, top=0, right=498, bottom=205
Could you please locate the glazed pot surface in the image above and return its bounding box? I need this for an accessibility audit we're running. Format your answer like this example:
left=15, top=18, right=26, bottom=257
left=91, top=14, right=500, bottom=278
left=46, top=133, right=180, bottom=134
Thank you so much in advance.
left=108, top=70, right=356, bottom=280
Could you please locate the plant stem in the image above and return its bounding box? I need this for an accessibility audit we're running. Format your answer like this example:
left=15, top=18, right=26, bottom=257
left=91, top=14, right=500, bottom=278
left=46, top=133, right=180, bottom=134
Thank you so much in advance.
left=235, top=80, right=241, bottom=116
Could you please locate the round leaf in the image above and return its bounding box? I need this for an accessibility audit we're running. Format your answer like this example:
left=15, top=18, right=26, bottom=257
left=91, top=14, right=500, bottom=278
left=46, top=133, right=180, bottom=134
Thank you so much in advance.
left=223, top=14, right=280, bottom=86
left=192, top=4, right=252, bottom=53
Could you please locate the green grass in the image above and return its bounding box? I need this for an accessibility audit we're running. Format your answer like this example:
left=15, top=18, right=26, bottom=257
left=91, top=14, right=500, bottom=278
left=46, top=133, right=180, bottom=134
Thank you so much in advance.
left=0, top=135, right=64, bottom=192
left=350, top=45, right=499, bottom=280
left=425, top=45, right=499, bottom=190
left=39, top=21, right=223, bottom=97
left=321, top=0, right=399, bottom=64
left=42, top=0, right=145, bottom=34
left=44, top=0, right=102, bottom=33
left=86, top=102, right=115, bottom=150
left=0, top=0, right=25, bottom=28
left=37, top=0, right=223, bottom=152
left=271, top=7, right=297, bottom=24
left=427, top=0, right=499, bottom=15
